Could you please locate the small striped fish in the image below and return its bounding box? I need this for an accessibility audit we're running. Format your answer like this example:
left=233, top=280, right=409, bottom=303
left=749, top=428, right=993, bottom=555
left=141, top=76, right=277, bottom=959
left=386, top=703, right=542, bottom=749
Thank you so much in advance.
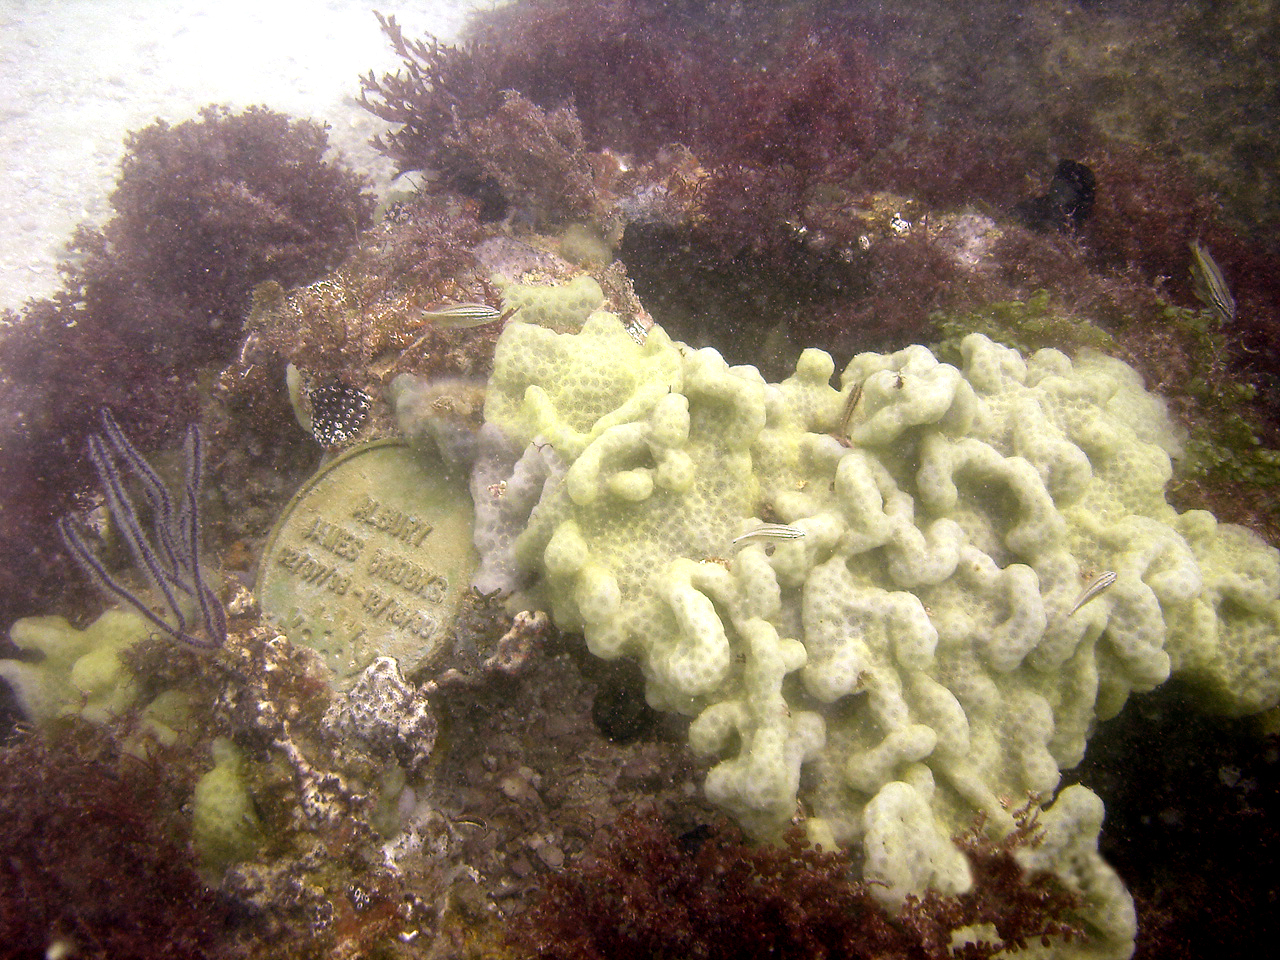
left=836, top=380, right=863, bottom=440
left=424, top=302, right=519, bottom=328
left=1190, top=240, right=1236, bottom=326
left=732, top=522, right=806, bottom=547
left=1067, top=570, right=1117, bottom=616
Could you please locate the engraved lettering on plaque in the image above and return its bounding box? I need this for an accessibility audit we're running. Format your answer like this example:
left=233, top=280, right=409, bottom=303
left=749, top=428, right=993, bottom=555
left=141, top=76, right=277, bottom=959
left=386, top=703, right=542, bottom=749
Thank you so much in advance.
left=257, top=441, right=478, bottom=688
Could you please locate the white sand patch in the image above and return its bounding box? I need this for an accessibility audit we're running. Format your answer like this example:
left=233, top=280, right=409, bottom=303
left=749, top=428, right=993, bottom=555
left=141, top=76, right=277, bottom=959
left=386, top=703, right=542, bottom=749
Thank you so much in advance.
left=0, top=0, right=490, bottom=310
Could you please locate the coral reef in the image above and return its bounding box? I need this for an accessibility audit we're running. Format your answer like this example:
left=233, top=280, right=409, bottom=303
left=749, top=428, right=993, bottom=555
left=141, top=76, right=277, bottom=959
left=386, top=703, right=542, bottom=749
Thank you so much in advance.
left=353, top=1, right=1280, bottom=575
left=394, top=621, right=723, bottom=942
left=103, top=105, right=374, bottom=360
left=325, top=656, right=438, bottom=776
left=357, top=1, right=1280, bottom=386
left=1, top=584, right=454, bottom=957
left=242, top=195, right=648, bottom=466
left=1041, top=0, right=1280, bottom=233
left=1071, top=678, right=1280, bottom=960
left=931, top=291, right=1118, bottom=365
left=465, top=309, right=1280, bottom=956
left=4, top=5, right=1280, bottom=960
left=450, top=91, right=602, bottom=228
left=358, top=4, right=694, bottom=180
left=240, top=191, right=498, bottom=408
left=801, top=0, right=1280, bottom=234
left=357, top=2, right=918, bottom=252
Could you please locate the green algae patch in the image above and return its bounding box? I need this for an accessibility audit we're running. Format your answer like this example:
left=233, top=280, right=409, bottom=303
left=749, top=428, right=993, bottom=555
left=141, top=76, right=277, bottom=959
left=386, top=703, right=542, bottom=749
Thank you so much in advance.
left=257, top=440, right=477, bottom=688
left=930, top=289, right=1118, bottom=362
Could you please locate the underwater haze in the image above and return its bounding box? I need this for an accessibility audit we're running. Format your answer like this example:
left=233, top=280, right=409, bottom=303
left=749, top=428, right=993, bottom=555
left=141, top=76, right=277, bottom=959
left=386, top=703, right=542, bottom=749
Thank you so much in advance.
left=1, top=2, right=1279, bottom=959
left=0, top=0, right=486, bottom=308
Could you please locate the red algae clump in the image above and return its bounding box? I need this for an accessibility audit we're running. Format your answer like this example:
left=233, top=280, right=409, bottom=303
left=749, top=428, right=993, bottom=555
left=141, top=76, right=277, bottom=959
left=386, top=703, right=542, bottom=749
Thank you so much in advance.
left=509, top=806, right=1083, bottom=960
left=0, top=721, right=227, bottom=960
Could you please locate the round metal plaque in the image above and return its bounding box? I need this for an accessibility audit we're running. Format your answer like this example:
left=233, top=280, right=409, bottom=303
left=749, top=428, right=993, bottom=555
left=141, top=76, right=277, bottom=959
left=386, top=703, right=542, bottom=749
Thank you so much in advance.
left=257, top=440, right=477, bottom=688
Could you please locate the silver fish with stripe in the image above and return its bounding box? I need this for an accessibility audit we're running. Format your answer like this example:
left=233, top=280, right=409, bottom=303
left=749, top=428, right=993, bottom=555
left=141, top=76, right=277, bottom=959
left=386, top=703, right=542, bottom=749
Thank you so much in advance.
left=1067, top=570, right=1117, bottom=616
left=424, top=302, right=519, bottom=328
left=732, top=522, right=806, bottom=547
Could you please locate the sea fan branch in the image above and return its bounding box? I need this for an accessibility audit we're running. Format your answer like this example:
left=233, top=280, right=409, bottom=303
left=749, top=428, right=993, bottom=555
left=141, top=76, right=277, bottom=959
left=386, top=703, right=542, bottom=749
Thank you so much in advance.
left=59, top=409, right=226, bottom=649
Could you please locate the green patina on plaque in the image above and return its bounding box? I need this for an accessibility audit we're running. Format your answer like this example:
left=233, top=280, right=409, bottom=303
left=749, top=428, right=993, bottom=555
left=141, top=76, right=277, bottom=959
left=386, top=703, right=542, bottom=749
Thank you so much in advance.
left=257, top=440, right=477, bottom=688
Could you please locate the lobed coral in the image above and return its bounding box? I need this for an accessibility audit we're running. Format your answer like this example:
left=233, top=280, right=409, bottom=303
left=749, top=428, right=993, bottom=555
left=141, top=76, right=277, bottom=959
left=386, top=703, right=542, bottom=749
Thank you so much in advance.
left=470, top=308, right=1280, bottom=957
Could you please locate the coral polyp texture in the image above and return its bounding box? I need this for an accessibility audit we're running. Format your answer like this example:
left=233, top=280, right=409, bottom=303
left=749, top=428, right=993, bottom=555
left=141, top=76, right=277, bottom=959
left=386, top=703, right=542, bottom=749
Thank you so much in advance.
left=471, top=312, right=1280, bottom=959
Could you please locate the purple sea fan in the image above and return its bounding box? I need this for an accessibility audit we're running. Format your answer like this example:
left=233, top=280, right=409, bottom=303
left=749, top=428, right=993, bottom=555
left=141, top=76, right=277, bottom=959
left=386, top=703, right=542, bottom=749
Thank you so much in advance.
left=58, top=410, right=227, bottom=649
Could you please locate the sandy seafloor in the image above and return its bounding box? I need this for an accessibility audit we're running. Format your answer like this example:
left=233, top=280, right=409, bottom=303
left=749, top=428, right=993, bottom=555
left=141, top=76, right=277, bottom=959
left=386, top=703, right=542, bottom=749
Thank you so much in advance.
left=0, top=0, right=491, bottom=312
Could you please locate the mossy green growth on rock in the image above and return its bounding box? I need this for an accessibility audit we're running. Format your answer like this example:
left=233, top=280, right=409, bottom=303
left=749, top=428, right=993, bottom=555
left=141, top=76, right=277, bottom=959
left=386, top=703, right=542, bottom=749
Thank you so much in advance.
left=931, top=289, right=1118, bottom=364
left=476, top=311, right=1280, bottom=960
left=0, top=609, right=152, bottom=724
left=1158, top=301, right=1280, bottom=495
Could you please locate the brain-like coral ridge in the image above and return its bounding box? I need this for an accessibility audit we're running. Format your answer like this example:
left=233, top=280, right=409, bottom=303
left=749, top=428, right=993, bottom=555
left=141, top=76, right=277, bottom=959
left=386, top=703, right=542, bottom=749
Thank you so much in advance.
left=473, top=311, right=1280, bottom=959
